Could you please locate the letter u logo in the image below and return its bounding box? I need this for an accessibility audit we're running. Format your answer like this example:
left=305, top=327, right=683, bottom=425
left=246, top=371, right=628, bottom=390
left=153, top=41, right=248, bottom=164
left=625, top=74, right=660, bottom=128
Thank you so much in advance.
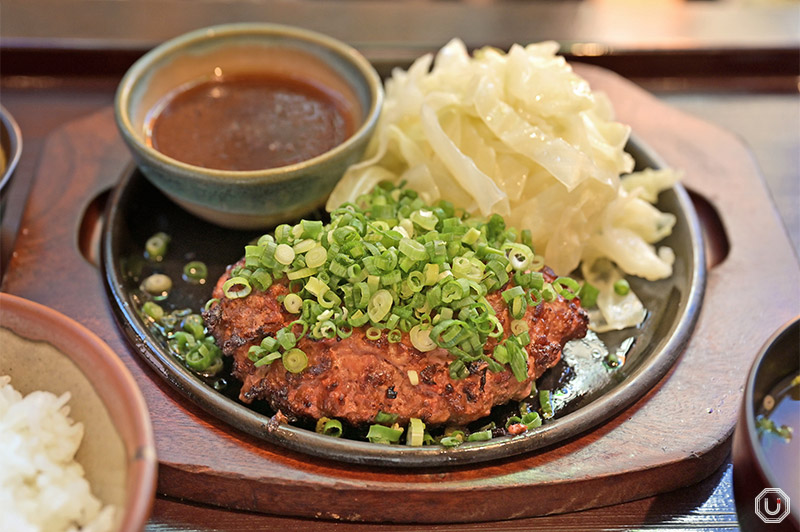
left=762, top=498, right=782, bottom=516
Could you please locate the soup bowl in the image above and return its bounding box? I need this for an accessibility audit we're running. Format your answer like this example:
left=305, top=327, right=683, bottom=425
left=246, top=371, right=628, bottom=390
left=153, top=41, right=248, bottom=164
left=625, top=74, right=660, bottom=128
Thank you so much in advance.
left=732, top=316, right=799, bottom=531
left=115, top=23, right=383, bottom=229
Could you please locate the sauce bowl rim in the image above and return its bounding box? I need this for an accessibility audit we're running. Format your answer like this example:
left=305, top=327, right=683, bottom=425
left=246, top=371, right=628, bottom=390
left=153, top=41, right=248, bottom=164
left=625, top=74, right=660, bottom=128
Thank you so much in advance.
left=114, top=22, right=384, bottom=183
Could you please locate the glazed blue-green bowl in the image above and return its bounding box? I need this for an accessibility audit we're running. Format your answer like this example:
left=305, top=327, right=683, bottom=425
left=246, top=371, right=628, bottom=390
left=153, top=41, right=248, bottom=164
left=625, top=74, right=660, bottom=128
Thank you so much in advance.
left=115, top=23, right=383, bottom=229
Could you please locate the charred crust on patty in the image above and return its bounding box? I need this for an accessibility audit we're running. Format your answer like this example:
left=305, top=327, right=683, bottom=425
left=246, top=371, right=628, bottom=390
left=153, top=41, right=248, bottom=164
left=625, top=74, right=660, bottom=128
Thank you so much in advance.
left=204, top=259, right=588, bottom=427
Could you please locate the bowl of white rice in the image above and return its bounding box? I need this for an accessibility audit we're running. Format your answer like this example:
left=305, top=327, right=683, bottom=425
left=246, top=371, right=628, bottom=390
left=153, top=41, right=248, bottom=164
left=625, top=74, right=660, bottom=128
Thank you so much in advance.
left=0, top=293, right=157, bottom=532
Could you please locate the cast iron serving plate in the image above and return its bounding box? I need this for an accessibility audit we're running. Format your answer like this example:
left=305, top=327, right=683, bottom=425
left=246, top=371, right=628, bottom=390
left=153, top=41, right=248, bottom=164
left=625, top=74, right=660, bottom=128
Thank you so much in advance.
left=102, top=136, right=706, bottom=467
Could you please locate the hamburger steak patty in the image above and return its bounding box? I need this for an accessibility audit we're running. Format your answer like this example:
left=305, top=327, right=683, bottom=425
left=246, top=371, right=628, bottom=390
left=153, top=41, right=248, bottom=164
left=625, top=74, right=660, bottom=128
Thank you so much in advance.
left=204, top=261, right=589, bottom=427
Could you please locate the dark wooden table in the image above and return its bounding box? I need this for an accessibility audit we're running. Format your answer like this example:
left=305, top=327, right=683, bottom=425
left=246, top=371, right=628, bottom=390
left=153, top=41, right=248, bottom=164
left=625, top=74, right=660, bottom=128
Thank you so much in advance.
left=2, top=1, right=799, bottom=530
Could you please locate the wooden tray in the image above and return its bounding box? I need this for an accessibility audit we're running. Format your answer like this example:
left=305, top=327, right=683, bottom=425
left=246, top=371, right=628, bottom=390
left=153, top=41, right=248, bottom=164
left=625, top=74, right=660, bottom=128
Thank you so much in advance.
left=4, top=63, right=799, bottom=523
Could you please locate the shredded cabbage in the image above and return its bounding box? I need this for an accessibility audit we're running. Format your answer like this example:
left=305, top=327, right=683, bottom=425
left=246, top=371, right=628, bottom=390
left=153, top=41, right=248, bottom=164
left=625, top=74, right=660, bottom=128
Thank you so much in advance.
left=327, top=39, right=681, bottom=331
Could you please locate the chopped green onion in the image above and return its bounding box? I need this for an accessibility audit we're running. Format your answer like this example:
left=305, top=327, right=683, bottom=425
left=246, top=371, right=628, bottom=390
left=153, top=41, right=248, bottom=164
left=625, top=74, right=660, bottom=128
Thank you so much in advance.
left=502, top=285, right=525, bottom=303
left=406, top=418, right=426, bottom=446
left=440, top=430, right=464, bottom=447
left=315, top=417, right=343, bottom=437
left=287, top=267, right=316, bottom=280
left=275, top=243, right=296, bottom=265
left=398, top=238, right=428, bottom=261
left=387, top=329, right=403, bottom=343
left=218, top=182, right=584, bottom=387
left=183, top=314, right=205, bottom=340
left=539, top=389, right=554, bottom=419
left=510, top=319, right=528, bottom=336
left=504, top=243, right=533, bottom=271
left=305, top=246, right=328, bottom=268
left=463, top=227, right=481, bottom=245
left=366, top=424, right=403, bottom=444
left=467, top=429, right=492, bottom=442
left=141, top=273, right=172, bottom=296
left=142, top=301, right=164, bottom=321
left=578, top=282, right=599, bottom=308
left=367, top=289, right=393, bottom=322
left=261, top=336, right=279, bottom=352
left=249, top=268, right=272, bottom=291
left=293, top=238, right=317, bottom=254
left=553, top=276, right=580, bottom=300
left=410, top=209, right=438, bottom=231
left=149, top=307, right=224, bottom=377
left=448, top=359, right=469, bottom=380
left=185, top=343, right=215, bottom=371
left=173, top=331, right=196, bottom=354
left=254, top=351, right=282, bottom=367
left=374, top=411, right=399, bottom=425
left=282, top=348, right=308, bottom=373
left=522, top=411, right=542, bottom=429
left=508, top=341, right=528, bottom=382
left=305, top=276, right=328, bottom=298
left=222, top=276, right=251, bottom=299
left=276, top=327, right=296, bottom=350
left=614, top=279, right=631, bottom=296
left=274, top=224, right=292, bottom=243
left=409, top=325, right=436, bottom=352
left=541, top=284, right=557, bottom=302
left=145, top=232, right=170, bottom=261
left=182, top=261, right=208, bottom=284
left=300, top=219, right=324, bottom=239
left=283, top=293, right=303, bottom=314
left=493, top=344, right=510, bottom=364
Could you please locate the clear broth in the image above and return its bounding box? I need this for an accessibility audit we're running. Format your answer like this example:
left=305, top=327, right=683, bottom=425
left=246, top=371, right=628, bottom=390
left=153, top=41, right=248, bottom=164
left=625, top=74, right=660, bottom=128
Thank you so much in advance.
left=757, top=374, right=800, bottom=502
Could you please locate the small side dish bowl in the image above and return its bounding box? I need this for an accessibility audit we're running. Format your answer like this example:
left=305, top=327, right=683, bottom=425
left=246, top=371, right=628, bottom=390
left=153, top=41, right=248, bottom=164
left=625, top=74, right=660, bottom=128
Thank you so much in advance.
left=0, top=293, right=157, bottom=532
left=0, top=104, right=23, bottom=219
left=732, top=316, right=799, bottom=531
left=115, top=23, right=383, bottom=229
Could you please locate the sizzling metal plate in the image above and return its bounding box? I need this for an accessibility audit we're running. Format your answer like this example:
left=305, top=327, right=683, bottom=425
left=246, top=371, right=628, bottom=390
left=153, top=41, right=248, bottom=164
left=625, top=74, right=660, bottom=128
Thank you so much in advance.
left=102, top=136, right=705, bottom=467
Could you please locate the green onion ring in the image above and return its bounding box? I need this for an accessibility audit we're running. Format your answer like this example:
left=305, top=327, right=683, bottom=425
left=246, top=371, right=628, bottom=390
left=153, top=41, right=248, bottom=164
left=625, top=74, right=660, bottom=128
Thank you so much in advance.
left=282, top=348, right=308, bottom=373
left=222, top=276, right=252, bottom=299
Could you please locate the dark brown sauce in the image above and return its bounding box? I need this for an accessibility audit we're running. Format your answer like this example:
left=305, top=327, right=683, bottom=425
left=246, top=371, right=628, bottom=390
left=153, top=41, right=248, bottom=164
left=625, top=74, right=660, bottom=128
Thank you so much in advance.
left=146, top=74, right=354, bottom=171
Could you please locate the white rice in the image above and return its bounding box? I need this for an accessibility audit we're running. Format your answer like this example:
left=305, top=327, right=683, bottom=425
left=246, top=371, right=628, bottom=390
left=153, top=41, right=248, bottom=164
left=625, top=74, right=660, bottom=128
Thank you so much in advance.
left=0, top=375, right=116, bottom=532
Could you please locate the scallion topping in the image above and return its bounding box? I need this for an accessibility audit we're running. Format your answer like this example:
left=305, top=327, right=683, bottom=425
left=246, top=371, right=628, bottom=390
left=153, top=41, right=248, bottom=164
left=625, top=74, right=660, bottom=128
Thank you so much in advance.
left=221, top=183, right=580, bottom=381
left=539, top=389, right=554, bottom=419
left=466, top=429, right=492, bottom=442
left=141, top=273, right=172, bottom=298
left=367, top=423, right=404, bottom=444
left=142, top=301, right=164, bottom=321
left=144, top=306, right=224, bottom=377
left=283, top=293, right=303, bottom=314
left=182, top=261, right=208, bottom=284
left=282, top=348, right=308, bottom=373
left=578, top=282, right=599, bottom=308
left=406, top=418, right=426, bottom=446
left=374, top=411, right=399, bottom=425
left=614, top=279, right=631, bottom=296
left=315, top=417, right=343, bottom=437
left=145, top=232, right=170, bottom=262
left=222, top=276, right=251, bottom=299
